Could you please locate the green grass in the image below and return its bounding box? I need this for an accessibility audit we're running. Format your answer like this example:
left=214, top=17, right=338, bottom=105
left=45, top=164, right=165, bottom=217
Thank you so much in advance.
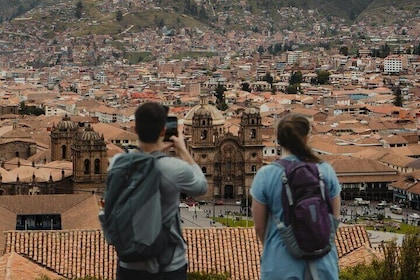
left=350, top=217, right=419, bottom=235
left=213, top=216, right=254, bottom=227
left=124, top=52, right=154, bottom=64
left=170, top=51, right=218, bottom=60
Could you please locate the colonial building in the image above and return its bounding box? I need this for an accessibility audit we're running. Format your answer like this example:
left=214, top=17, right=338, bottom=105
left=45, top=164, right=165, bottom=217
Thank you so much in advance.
left=183, top=94, right=264, bottom=200
left=50, top=116, right=107, bottom=192
left=0, top=116, right=107, bottom=195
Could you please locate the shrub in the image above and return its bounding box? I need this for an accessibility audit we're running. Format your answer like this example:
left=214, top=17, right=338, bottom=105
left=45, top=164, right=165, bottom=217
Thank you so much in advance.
left=340, top=232, right=420, bottom=280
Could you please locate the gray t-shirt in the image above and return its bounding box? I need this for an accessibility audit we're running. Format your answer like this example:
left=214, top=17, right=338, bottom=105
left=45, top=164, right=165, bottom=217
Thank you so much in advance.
left=115, top=153, right=208, bottom=272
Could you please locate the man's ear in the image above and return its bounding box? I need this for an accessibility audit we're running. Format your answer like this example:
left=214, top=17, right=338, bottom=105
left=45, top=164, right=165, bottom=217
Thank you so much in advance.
left=160, top=127, right=166, bottom=137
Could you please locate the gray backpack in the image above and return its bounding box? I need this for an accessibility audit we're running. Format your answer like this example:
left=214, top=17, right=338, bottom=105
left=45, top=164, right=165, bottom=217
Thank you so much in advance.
left=99, top=151, right=177, bottom=264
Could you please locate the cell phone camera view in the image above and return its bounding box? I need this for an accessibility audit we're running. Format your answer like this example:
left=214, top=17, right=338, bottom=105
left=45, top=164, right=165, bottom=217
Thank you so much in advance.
left=164, top=116, right=178, bottom=141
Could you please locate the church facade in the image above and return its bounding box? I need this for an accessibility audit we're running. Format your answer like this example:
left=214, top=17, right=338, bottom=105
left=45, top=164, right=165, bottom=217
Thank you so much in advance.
left=183, top=95, right=264, bottom=200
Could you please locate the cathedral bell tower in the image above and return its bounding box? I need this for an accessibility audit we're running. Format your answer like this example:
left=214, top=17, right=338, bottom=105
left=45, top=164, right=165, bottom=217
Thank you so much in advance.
left=191, top=93, right=215, bottom=147
left=72, top=124, right=107, bottom=188
left=239, top=107, right=262, bottom=146
left=50, top=115, right=78, bottom=161
left=239, top=107, right=264, bottom=196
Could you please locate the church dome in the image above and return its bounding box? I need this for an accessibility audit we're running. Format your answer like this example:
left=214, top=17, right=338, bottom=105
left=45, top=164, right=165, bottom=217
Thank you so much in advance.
left=56, top=115, right=76, bottom=131
left=80, top=124, right=101, bottom=141
left=184, top=104, right=225, bottom=126
left=243, top=107, right=259, bottom=115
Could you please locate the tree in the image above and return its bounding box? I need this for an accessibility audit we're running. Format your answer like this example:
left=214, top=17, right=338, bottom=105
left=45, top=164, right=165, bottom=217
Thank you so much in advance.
left=339, top=46, right=349, bottom=56
left=262, top=72, right=273, bottom=86
left=214, top=84, right=228, bottom=111
left=393, top=86, right=403, bottom=107
left=19, top=101, right=44, bottom=116
left=75, top=1, right=83, bottom=19
left=116, top=10, right=123, bottom=21
left=241, top=82, right=252, bottom=92
left=316, top=70, right=330, bottom=85
left=285, top=84, right=298, bottom=94
left=289, top=71, right=302, bottom=85
left=257, top=45, right=264, bottom=56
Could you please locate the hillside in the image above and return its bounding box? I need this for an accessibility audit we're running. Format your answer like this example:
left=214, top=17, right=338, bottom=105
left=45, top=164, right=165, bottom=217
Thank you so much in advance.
left=0, top=0, right=419, bottom=36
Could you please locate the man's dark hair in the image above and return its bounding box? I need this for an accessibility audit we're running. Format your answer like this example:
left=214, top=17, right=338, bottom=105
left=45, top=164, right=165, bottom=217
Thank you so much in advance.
left=135, top=102, right=168, bottom=143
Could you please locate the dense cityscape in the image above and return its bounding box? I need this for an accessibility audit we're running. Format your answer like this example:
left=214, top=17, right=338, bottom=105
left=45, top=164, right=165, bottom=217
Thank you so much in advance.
left=0, top=0, right=419, bottom=279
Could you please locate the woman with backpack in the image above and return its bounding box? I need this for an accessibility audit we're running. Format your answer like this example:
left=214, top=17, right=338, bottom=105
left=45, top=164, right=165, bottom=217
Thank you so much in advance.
left=251, top=113, right=341, bottom=280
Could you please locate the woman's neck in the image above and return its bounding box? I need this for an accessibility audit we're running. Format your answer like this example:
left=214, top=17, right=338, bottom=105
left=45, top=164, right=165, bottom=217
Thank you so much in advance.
left=281, top=148, right=292, bottom=157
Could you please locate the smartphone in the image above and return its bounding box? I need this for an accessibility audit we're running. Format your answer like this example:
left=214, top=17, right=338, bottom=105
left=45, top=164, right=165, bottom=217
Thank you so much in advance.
left=164, top=116, right=178, bottom=141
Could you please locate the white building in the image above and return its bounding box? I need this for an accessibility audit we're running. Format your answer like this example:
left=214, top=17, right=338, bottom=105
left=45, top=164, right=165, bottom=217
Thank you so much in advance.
left=384, top=55, right=402, bottom=75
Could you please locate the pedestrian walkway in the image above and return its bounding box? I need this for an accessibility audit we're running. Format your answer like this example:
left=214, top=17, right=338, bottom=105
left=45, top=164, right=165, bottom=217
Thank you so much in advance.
left=180, top=206, right=226, bottom=228
left=367, top=230, right=405, bottom=247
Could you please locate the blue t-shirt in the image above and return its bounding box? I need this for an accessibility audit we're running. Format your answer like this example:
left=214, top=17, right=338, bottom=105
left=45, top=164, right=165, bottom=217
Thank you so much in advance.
left=250, top=156, right=341, bottom=280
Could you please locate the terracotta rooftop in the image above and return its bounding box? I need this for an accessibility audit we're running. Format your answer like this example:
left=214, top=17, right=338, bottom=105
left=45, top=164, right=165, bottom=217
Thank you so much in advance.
left=1, top=225, right=373, bottom=280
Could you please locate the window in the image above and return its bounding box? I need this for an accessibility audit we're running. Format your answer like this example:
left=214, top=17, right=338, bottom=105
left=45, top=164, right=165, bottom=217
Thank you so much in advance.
left=251, top=165, right=257, bottom=172
left=84, top=159, right=90, bottom=174
left=202, top=167, right=207, bottom=173
left=61, top=145, right=67, bottom=159
left=94, top=159, right=100, bottom=174
left=200, top=130, right=207, bottom=140
left=16, top=214, right=62, bottom=230
left=226, top=161, right=232, bottom=171
left=250, top=129, right=256, bottom=138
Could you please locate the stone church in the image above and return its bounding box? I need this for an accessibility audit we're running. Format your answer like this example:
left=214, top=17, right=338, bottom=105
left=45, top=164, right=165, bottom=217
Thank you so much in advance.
left=183, top=94, right=264, bottom=200
left=49, top=115, right=108, bottom=192
left=0, top=98, right=264, bottom=199
left=0, top=115, right=107, bottom=195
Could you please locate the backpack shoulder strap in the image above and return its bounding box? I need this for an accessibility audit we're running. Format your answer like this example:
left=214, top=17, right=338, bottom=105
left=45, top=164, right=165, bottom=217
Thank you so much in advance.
left=271, top=159, right=294, bottom=206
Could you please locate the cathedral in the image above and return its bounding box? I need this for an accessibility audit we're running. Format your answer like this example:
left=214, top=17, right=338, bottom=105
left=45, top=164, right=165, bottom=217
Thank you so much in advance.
left=50, top=115, right=108, bottom=192
left=0, top=98, right=264, bottom=199
left=183, top=94, right=264, bottom=200
left=0, top=115, right=108, bottom=195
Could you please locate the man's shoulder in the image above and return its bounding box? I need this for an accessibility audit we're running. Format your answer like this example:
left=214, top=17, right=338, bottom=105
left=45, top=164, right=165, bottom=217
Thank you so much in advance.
left=157, top=156, right=188, bottom=169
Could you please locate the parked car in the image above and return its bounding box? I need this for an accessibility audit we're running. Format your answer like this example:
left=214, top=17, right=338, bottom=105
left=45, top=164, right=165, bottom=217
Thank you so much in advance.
left=390, top=204, right=400, bottom=210
left=376, top=201, right=387, bottom=210
left=179, top=202, right=189, bottom=209
left=390, top=206, right=403, bottom=214
left=198, top=200, right=208, bottom=205
left=409, top=213, right=420, bottom=220
left=215, top=200, right=224, bottom=205
left=354, top=197, right=370, bottom=205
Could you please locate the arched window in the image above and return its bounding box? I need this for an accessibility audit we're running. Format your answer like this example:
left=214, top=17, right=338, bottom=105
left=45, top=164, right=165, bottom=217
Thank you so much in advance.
left=200, top=130, right=207, bottom=140
left=251, top=165, right=257, bottom=173
left=201, top=120, right=206, bottom=125
left=250, top=129, right=256, bottom=138
left=84, top=159, right=90, bottom=174
left=61, top=145, right=67, bottom=159
left=15, top=151, right=19, bottom=157
left=202, top=167, right=207, bottom=174
left=94, top=159, right=100, bottom=174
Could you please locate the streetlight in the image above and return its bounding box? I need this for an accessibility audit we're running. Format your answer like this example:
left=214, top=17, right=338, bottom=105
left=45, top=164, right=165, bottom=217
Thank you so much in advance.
left=246, top=187, right=249, bottom=227
left=212, top=197, right=215, bottom=226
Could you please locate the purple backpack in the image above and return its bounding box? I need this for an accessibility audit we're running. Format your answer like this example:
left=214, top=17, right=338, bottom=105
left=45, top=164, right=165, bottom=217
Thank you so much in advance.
left=272, top=159, right=338, bottom=259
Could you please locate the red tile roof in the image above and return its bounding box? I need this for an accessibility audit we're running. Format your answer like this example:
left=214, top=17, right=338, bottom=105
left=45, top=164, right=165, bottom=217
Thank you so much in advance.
left=1, top=225, right=373, bottom=280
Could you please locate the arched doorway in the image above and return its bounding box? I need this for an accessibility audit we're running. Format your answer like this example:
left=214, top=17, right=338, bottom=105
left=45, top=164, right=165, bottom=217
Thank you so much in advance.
left=224, top=185, right=234, bottom=199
